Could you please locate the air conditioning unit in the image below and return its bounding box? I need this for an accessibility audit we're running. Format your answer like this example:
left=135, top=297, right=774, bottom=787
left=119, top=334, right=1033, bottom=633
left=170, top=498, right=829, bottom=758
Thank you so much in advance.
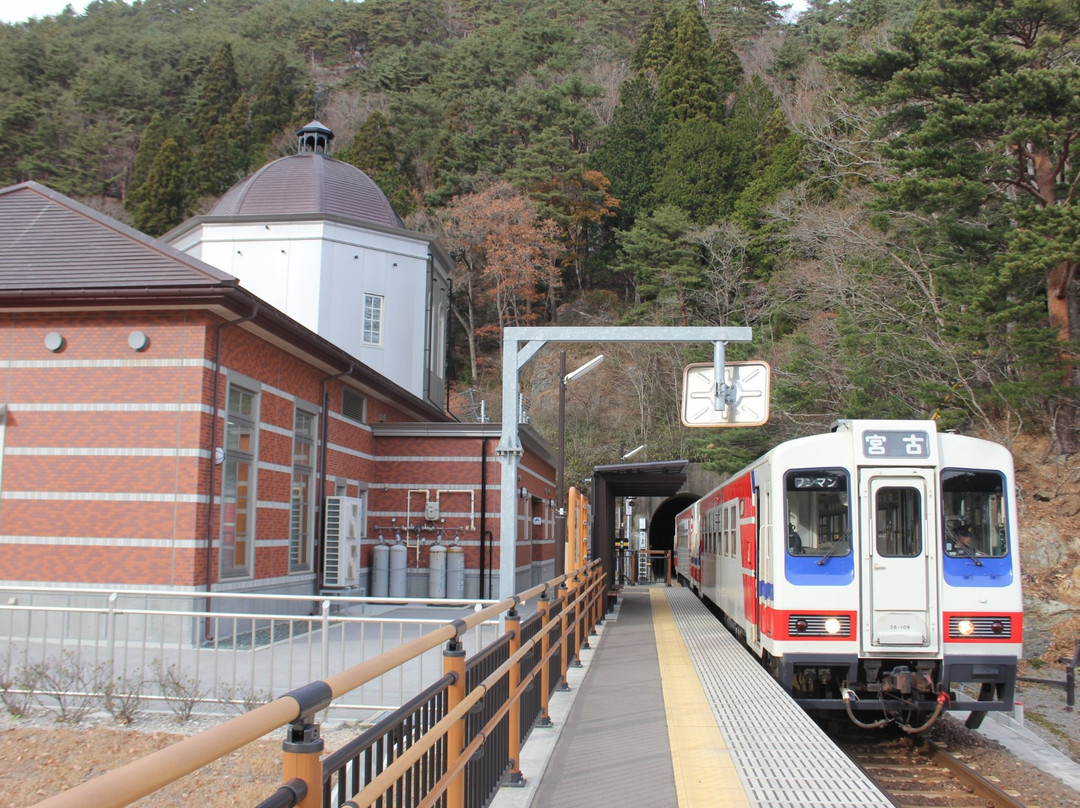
left=324, top=496, right=364, bottom=588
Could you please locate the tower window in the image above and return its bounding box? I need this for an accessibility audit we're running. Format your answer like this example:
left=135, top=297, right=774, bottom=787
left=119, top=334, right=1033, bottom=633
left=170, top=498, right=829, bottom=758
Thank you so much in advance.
left=363, top=294, right=383, bottom=346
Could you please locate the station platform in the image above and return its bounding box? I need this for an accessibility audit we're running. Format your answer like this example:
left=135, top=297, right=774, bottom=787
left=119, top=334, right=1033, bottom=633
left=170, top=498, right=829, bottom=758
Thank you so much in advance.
left=490, top=585, right=892, bottom=808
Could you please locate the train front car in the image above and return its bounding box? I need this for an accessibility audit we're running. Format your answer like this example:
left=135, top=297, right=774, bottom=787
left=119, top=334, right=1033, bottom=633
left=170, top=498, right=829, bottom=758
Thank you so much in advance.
left=763, top=419, right=1021, bottom=732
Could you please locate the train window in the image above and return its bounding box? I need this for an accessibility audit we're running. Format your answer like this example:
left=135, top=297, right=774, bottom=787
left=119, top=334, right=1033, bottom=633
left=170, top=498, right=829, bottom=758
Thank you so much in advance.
left=726, top=501, right=738, bottom=558
left=784, top=470, right=851, bottom=558
left=874, top=487, right=922, bottom=557
left=941, top=469, right=1009, bottom=559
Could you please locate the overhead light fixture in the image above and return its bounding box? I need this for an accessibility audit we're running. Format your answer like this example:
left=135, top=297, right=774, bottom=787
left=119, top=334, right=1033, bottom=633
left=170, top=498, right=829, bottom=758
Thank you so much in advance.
left=622, top=444, right=645, bottom=460
left=564, top=354, right=605, bottom=384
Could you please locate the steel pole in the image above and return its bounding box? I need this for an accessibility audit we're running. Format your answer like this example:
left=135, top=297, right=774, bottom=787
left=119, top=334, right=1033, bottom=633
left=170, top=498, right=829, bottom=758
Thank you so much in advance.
left=556, top=351, right=567, bottom=580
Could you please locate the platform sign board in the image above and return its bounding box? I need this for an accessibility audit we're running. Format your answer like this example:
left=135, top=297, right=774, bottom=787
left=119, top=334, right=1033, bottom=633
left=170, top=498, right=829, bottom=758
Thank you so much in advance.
left=680, top=361, right=771, bottom=427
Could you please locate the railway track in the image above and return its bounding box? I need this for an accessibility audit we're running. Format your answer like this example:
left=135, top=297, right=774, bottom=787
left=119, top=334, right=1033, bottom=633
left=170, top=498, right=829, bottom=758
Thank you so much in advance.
left=838, top=731, right=1027, bottom=808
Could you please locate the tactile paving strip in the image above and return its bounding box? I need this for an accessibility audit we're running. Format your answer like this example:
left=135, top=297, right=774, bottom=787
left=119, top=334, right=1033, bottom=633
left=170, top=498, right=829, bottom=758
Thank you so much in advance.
left=664, top=588, right=893, bottom=807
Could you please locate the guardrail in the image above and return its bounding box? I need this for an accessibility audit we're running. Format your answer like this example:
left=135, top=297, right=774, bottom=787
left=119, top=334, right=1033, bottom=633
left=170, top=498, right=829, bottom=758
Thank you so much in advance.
left=29, top=560, right=607, bottom=808
left=1019, top=638, right=1079, bottom=711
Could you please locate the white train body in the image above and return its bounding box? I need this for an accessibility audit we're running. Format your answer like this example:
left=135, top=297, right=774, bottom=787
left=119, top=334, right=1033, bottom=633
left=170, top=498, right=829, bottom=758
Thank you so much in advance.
left=675, top=419, right=1021, bottom=726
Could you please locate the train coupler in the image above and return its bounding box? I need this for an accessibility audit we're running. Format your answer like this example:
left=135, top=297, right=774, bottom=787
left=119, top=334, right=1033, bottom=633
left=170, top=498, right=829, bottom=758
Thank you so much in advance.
left=880, top=665, right=936, bottom=697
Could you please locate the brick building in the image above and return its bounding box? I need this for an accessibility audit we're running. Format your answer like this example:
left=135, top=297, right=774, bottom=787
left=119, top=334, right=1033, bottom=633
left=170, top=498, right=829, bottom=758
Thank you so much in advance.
left=0, top=130, right=556, bottom=606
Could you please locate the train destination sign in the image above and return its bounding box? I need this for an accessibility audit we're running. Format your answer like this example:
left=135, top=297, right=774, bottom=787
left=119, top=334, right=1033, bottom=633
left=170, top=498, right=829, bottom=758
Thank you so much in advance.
left=861, top=430, right=931, bottom=459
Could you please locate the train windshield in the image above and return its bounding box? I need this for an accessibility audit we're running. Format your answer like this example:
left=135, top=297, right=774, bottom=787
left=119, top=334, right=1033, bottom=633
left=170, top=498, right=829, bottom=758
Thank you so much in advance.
left=941, top=469, right=1009, bottom=559
left=785, top=469, right=851, bottom=557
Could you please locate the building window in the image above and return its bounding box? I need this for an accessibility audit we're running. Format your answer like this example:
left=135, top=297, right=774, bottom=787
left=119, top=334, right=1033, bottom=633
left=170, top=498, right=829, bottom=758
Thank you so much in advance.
left=363, top=294, right=383, bottom=345
left=342, top=388, right=367, bottom=424
left=290, top=408, right=317, bottom=572
left=221, top=385, right=257, bottom=578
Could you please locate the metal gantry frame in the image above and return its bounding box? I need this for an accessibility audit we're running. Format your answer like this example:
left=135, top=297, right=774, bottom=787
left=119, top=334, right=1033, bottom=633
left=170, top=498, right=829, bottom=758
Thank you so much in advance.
left=496, top=326, right=752, bottom=600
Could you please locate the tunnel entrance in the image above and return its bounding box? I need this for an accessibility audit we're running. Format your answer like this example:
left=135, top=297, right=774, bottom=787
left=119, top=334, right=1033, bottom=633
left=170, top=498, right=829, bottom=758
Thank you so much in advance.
left=648, top=494, right=698, bottom=578
left=591, top=461, right=689, bottom=594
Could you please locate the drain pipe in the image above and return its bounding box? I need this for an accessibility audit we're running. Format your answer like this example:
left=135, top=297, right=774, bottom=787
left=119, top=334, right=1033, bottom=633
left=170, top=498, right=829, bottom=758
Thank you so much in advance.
left=204, top=306, right=259, bottom=640
left=316, top=365, right=354, bottom=592
left=479, top=437, right=488, bottom=598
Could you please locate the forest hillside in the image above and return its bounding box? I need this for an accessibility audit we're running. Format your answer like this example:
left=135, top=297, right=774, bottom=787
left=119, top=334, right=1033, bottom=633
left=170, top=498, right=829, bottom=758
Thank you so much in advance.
left=2, top=0, right=1080, bottom=665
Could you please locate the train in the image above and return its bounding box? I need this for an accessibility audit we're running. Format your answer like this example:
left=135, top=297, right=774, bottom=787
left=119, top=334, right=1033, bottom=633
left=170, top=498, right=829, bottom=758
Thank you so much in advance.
left=674, top=419, right=1022, bottom=732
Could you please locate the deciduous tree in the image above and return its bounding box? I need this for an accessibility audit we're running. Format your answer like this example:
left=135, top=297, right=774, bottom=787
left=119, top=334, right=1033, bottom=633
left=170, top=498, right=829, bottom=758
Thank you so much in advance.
left=440, top=182, right=561, bottom=381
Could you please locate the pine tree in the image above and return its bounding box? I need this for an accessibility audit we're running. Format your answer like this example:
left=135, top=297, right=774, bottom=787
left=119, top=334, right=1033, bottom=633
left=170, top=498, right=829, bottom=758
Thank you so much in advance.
left=658, top=4, right=721, bottom=122
left=615, top=203, right=703, bottom=323
left=249, top=53, right=298, bottom=158
left=191, top=42, right=241, bottom=142
left=130, top=137, right=188, bottom=236
left=841, top=0, right=1080, bottom=454
left=128, top=113, right=171, bottom=200
left=342, top=110, right=415, bottom=217
left=631, top=4, right=674, bottom=75
left=651, top=118, right=752, bottom=223
left=190, top=101, right=250, bottom=203
left=590, top=75, right=666, bottom=227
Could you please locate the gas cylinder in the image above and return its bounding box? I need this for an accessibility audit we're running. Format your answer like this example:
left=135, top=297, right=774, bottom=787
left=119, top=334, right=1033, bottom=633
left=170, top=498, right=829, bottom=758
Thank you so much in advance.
left=370, top=538, right=390, bottom=598
left=389, top=536, right=408, bottom=598
left=446, top=541, right=465, bottom=599
left=428, top=541, right=447, bottom=598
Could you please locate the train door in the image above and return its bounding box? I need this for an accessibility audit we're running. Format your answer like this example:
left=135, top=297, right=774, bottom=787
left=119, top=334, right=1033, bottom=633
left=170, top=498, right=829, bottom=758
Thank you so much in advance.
left=859, top=469, right=940, bottom=654
left=750, top=484, right=764, bottom=649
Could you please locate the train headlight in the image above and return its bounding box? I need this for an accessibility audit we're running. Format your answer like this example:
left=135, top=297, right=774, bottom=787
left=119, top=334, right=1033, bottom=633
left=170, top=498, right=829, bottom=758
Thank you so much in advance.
left=991, top=620, right=1004, bottom=635
left=957, top=619, right=976, bottom=636
left=795, top=619, right=808, bottom=633
left=824, top=617, right=842, bottom=635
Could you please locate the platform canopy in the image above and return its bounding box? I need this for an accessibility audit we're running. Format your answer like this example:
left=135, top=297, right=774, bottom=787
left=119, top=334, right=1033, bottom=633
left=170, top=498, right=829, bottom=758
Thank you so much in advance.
left=591, top=460, right=689, bottom=593
left=591, top=460, right=689, bottom=497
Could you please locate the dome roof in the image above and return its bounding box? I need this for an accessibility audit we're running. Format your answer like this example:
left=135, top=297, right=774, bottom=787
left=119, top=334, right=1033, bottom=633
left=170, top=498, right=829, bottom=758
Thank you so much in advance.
left=209, top=153, right=405, bottom=229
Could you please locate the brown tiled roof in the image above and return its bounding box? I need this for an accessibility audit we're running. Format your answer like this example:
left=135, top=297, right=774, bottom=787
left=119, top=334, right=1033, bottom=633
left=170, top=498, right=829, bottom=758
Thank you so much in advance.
left=0, top=181, right=448, bottom=422
left=0, top=182, right=238, bottom=291
left=209, top=153, right=405, bottom=229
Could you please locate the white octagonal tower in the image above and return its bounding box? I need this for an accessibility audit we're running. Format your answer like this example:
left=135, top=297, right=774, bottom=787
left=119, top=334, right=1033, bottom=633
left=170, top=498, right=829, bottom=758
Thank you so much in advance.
left=165, top=121, right=450, bottom=410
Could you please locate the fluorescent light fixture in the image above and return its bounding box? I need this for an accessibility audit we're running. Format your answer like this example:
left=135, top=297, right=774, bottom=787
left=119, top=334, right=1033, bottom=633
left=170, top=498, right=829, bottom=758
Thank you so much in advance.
left=564, top=354, right=605, bottom=383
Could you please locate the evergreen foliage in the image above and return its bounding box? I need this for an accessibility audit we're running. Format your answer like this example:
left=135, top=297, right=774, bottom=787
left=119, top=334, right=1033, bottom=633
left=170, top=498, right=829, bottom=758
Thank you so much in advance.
left=342, top=110, right=416, bottom=217
left=191, top=43, right=241, bottom=141
left=128, top=137, right=188, bottom=236
left=1, top=0, right=1077, bottom=454
left=840, top=0, right=1080, bottom=452
left=658, top=4, right=722, bottom=122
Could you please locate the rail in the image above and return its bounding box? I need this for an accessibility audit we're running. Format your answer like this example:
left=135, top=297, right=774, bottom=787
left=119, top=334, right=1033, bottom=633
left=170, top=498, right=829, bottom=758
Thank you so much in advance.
left=29, top=559, right=607, bottom=808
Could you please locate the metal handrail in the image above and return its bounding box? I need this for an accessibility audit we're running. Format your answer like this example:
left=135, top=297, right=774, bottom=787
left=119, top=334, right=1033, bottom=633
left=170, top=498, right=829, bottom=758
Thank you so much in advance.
left=29, top=562, right=605, bottom=808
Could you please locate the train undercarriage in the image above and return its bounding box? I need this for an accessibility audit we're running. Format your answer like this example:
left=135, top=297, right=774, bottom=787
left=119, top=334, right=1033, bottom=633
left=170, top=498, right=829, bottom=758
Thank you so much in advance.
left=768, top=652, right=1017, bottom=733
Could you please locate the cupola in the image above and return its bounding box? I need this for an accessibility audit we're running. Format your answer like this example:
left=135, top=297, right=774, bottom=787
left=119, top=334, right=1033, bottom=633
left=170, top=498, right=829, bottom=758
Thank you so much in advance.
left=297, top=120, right=334, bottom=155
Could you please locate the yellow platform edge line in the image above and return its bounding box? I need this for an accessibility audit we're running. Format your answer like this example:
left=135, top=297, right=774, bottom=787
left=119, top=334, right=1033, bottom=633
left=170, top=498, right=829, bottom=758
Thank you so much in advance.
left=650, top=588, right=751, bottom=808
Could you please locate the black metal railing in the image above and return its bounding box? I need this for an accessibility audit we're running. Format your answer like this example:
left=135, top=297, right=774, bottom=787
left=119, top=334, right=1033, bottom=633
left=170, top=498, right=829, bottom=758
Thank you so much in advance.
left=464, top=634, right=512, bottom=808
left=517, top=611, right=544, bottom=743
left=547, top=599, right=564, bottom=688
left=319, top=675, right=453, bottom=808
left=192, top=563, right=604, bottom=808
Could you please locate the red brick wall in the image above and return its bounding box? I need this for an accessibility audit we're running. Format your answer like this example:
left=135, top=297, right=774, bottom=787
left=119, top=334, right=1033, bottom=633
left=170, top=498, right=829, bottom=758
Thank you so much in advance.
left=0, top=310, right=557, bottom=594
